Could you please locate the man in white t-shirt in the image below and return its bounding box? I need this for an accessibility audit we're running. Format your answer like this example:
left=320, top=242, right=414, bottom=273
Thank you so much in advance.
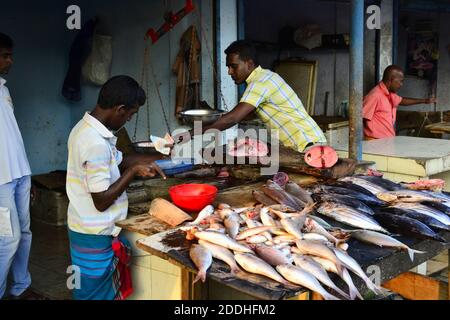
left=66, top=75, right=166, bottom=300
left=0, top=33, right=34, bottom=300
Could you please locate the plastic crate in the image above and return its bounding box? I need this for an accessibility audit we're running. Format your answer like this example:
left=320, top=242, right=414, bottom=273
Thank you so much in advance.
left=154, top=159, right=194, bottom=176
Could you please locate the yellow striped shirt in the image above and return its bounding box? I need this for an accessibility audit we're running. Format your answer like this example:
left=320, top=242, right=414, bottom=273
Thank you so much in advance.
left=241, top=66, right=326, bottom=151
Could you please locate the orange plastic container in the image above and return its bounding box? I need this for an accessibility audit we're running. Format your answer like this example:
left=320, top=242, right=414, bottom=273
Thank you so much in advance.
left=169, top=184, right=218, bottom=212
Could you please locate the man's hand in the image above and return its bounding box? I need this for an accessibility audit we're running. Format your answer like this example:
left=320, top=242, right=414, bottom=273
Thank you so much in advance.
left=426, top=97, right=437, bottom=104
left=31, top=184, right=38, bottom=202
left=132, top=162, right=167, bottom=180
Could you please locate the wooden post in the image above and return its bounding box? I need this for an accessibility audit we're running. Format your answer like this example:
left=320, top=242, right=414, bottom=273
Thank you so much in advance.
left=181, top=269, right=192, bottom=300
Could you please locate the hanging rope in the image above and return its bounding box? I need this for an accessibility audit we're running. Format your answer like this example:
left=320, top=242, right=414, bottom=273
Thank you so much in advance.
left=193, top=4, right=230, bottom=111
left=148, top=48, right=173, bottom=134
left=417, top=112, right=429, bottom=137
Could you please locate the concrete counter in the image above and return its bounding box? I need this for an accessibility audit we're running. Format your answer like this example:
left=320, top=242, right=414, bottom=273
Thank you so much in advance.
left=331, top=136, right=450, bottom=190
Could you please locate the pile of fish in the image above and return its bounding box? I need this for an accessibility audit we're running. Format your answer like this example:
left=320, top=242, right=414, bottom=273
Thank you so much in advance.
left=328, top=175, right=450, bottom=243
left=180, top=175, right=450, bottom=300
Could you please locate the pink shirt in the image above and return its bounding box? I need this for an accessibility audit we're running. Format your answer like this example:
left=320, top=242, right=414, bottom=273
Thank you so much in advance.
left=363, top=82, right=403, bottom=139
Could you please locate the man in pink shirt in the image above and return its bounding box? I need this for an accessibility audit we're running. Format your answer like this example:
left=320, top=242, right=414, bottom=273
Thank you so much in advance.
left=363, top=65, right=436, bottom=139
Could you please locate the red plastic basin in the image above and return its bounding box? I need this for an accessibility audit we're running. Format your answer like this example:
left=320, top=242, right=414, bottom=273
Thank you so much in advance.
left=169, top=184, right=218, bottom=212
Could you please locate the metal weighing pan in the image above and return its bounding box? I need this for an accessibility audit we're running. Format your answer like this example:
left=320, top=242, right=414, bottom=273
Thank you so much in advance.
left=179, top=109, right=225, bottom=125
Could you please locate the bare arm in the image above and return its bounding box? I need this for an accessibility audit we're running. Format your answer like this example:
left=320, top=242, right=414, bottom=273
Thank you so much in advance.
left=199, top=102, right=255, bottom=133
left=91, top=166, right=140, bottom=212
left=119, top=153, right=166, bottom=171
left=92, top=163, right=166, bottom=212
left=399, top=97, right=436, bottom=106
left=172, top=103, right=256, bottom=144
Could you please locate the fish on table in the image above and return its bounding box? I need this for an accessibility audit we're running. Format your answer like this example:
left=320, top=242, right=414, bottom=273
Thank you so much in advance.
left=377, top=190, right=445, bottom=204
left=314, top=184, right=386, bottom=207
left=317, top=202, right=388, bottom=233
left=350, top=229, right=425, bottom=262
left=338, top=176, right=388, bottom=195
left=276, top=264, right=339, bottom=300
left=189, top=244, right=213, bottom=283
left=374, top=212, right=447, bottom=243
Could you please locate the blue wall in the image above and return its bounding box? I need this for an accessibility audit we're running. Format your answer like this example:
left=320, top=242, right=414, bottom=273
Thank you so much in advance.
left=1, top=0, right=73, bottom=174
left=1, top=0, right=207, bottom=175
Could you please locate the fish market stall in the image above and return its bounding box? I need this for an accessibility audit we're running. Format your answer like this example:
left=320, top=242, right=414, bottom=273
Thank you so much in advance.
left=117, top=153, right=450, bottom=300
left=330, top=136, right=450, bottom=191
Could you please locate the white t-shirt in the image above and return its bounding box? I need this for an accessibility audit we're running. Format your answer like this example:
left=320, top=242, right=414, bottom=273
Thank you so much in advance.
left=66, top=112, right=128, bottom=236
left=0, top=77, right=31, bottom=185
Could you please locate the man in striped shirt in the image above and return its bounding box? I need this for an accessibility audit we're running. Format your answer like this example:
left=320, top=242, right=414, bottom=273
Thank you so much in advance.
left=178, top=40, right=326, bottom=152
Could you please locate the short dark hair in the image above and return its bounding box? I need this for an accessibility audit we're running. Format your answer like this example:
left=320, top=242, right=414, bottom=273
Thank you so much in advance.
left=97, top=75, right=146, bottom=110
left=0, top=32, right=14, bottom=50
left=382, top=65, right=403, bottom=81
left=225, top=40, right=259, bottom=66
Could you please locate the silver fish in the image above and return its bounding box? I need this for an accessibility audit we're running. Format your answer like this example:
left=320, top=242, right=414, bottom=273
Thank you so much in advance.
left=273, top=235, right=296, bottom=244
left=317, top=202, right=388, bottom=233
left=223, top=214, right=240, bottom=239
left=255, top=245, right=293, bottom=266
left=332, top=248, right=383, bottom=296
left=188, top=205, right=215, bottom=225
left=301, top=233, right=330, bottom=243
left=246, top=218, right=273, bottom=241
left=189, top=244, right=213, bottom=283
left=295, top=240, right=344, bottom=274
left=280, top=216, right=305, bottom=239
left=276, top=264, right=339, bottom=300
left=304, top=217, right=344, bottom=246
left=234, top=253, right=288, bottom=284
left=293, top=254, right=350, bottom=299
left=310, top=256, right=363, bottom=300
left=307, top=214, right=333, bottom=230
left=350, top=230, right=425, bottom=262
left=285, top=182, right=314, bottom=204
left=391, top=202, right=450, bottom=226
left=339, top=176, right=387, bottom=195
left=195, top=231, right=253, bottom=253
left=218, top=208, right=237, bottom=220
left=236, top=226, right=273, bottom=241
left=377, top=190, right=444, bottom=204
left=260, top=207, right=278, bottom=227
left=246, top=234, right=268, bottom=244
left=198, top=240, right=241, bottom=274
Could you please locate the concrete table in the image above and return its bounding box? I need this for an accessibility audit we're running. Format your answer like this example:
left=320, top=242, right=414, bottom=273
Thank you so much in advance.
left=331, top=136, right=450, bottom=191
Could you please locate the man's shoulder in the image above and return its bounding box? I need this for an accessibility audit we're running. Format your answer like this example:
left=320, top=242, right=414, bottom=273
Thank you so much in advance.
left=69, top=119, right=104, bottom=148
left=250, top=67, right=275, bottom=83
left=364, top=85, right=385, bottom=102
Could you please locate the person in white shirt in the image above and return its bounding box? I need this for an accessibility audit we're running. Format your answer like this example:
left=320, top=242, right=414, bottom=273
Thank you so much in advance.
left=66, top=75, right=166, bottom=300
left=0, top=33, right=34, bottom=300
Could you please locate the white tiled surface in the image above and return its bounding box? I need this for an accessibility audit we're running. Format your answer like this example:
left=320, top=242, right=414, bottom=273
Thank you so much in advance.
left=332, top=136, right=450, bottom=160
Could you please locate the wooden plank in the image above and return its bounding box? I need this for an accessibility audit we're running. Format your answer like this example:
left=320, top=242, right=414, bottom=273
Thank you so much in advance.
left=181, top=269, right=192, bottom=300
left=116, top=214, right=172, bottom=236
left=425, top=122, right=450, bottom=134
left=328, top=121, right=349, bottom=129
left=382, top=271, right=449, bottom=300
left=311, top=292, right=325, bottom=300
